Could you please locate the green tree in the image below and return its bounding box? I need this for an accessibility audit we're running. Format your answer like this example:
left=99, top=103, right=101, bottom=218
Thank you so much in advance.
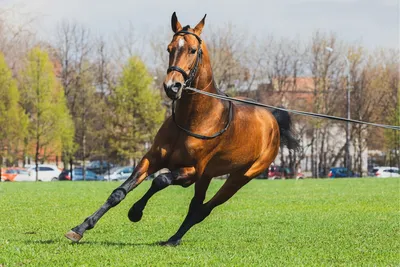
left=109, top=56, right=165, bottom=163
left=72, top=65, right=108, bottom=179
left=0, top=52, right=28, bottom=178
left=19, top=47, right=74, bottom=181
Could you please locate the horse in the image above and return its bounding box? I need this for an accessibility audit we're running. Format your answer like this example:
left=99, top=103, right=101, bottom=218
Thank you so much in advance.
left=65, top=12, right=299, bottom=246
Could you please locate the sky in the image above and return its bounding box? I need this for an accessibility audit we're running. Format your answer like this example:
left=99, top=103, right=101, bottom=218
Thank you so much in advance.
left=1, top=0, right=399, bottom=50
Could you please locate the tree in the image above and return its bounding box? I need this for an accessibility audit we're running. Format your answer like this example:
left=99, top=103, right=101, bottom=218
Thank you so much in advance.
left=307, top=32, right=345, bottom=177
left=55, top=21, right=108, bottom=179
left=207, top=24, right=249, bottom=93
left=381, top=50, right=400, bottom=167
left=0, top=52, right=28, bottom=179
left=363, top=49, right=399, bottom=167
left=0, top=7, right=37, bottom=75
left=109, top=57, right=165, bottom=163
left=19, top=47, right=74, bottom=181
left=256, top=37, right=304, bottom=170
left=73, top=65, right=108, bottom=179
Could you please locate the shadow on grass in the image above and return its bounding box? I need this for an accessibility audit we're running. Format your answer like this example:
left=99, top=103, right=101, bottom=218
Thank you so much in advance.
left=24, top=239, right=56, bottom=244
left=77, top=240, right=160, bottom=247
left=23, top=239, right=160, bottom=247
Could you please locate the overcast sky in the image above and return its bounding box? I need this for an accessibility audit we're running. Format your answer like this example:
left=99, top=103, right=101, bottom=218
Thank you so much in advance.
left=1, top=0, right=399, bottom=50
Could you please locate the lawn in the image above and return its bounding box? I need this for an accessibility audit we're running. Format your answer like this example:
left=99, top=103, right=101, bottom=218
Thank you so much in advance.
left=0, top=178, right=399, bottom=266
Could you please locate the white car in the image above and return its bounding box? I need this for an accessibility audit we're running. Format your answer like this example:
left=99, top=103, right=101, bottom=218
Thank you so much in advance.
left=372, top=167, right=400, bottom=178
left=26, top=165, right=62, bottom=181
left=104, top=166, right=134, bottom=181
left=14, top=169, right=35, bottom=182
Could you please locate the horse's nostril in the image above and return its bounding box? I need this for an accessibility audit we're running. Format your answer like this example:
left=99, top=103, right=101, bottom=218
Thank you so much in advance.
left=171, top=82, right=182, bottom=93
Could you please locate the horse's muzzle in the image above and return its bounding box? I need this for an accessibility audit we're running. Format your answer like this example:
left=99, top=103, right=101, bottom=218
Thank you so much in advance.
left=164, top=82, right=184, bottom=100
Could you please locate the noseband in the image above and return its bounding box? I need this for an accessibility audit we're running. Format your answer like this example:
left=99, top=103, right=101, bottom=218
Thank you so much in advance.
left=167, top=30, right=203, bottom=87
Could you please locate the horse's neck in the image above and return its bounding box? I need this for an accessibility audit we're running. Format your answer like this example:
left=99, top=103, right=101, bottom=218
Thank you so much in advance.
left=175, top=67, right=224, bottom=128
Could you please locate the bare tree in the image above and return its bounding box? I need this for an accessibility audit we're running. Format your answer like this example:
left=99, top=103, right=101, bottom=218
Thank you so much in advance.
left=207, top=24, right=249, bottom=93
left=0, top=7, right=37, bottom=75
left=306, top=31, right=346, bottom=177
left=253, top=36, right=305, bottom=169
left=55, top=20, right=108, bottom=179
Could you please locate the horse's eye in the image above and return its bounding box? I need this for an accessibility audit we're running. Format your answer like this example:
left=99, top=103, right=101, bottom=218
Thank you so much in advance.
left=190, top=48, right=197, bottom=54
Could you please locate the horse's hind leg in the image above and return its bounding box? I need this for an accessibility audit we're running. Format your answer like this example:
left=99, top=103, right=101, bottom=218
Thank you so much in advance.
left=128, top=167, right=196, bottom=222
left=161, top=174, right=250, bottom=246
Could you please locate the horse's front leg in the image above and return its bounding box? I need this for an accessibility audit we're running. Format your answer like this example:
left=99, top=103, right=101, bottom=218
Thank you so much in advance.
left=65, top=156, right=158, bottom=242
left=128, top=167, right=196, bottom=222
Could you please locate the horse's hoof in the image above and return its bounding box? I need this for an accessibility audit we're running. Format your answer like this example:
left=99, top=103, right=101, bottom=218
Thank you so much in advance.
left=128, top=206, right=143, bottom=222
left=65, top=230, right=82, bottom=242
left=159, top=239, right=181, bottom=247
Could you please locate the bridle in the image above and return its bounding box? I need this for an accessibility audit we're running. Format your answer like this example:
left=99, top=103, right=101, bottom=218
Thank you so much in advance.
left=167, top=30, right=203, bottom=88
left=167, top=30, right=233, bottom=140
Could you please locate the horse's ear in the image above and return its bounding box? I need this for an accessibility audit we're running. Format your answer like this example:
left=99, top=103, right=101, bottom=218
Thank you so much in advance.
left=194, top=14, right=207, bottom=35
left=171, top=12, right=182, bottom=33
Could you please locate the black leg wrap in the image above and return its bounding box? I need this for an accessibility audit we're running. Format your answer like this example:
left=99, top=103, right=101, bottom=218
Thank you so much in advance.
left=127, top=173, right=173, bottom=222
left=107, top=188, right=127, bottom=207
left=152, top=173, right=173, bottom=190
left=83, top=217, right=96, bottom=230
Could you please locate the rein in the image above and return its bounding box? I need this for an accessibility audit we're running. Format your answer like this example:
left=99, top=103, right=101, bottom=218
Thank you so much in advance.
left=168, top=30, right=233, bottom=140
left=184, top=87, right=400, bottom=131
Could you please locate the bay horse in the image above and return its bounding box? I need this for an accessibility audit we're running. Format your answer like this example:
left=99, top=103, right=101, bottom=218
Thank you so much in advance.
left=65, top=12, right=299, bottom=246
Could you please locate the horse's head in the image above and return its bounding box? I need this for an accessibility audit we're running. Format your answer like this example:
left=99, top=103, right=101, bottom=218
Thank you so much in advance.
left=163, top=12, right=206, bottom=100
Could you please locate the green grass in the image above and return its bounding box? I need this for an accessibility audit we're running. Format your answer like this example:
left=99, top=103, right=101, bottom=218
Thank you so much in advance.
left=0, top=178, right=399, bottom=266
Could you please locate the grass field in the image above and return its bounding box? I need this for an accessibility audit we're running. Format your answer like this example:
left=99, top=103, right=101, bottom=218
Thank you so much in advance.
left=0, top=178, right=399, bottom=266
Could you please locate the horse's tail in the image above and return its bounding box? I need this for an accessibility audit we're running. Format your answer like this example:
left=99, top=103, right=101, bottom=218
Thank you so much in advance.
left=272, top=108, right=300, bottom=151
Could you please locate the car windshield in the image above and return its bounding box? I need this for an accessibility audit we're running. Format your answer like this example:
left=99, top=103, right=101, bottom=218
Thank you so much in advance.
left=86, top=170, right=96, bottom=177
left=108, top=167, right=123, bottom=174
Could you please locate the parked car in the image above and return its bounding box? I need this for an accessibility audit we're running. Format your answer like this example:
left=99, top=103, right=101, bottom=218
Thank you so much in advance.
left=270, top=166, right=295, bottom=179
left=26, top=165, right=62, bottom=182
left=257, top=166, right=295, bottom=179
left=87, top=161, right=114, bottom=175
left=372, top=167, right=400, bottom=178
left=328, top=167, right=359, bottom=178
left=59, top=168, right=104, bottom=181
left=14, top=169, right=35, bottom=182
left=1, top=168, right=19, bottom=181
left=104, top=166, right=134, bottom=181
left=1, top=168, right=27, bottom=182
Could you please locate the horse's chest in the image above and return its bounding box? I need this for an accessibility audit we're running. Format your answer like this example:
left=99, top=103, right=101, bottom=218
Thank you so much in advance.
left=169, top=139, right=207, bottom=164
left=184, top=139, right=206, bottom=158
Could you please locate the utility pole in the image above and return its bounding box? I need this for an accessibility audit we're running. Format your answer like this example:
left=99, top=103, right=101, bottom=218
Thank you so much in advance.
left=326, top=47, right=351, bottom=176
left=345, top=56, right=351, bottom=177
